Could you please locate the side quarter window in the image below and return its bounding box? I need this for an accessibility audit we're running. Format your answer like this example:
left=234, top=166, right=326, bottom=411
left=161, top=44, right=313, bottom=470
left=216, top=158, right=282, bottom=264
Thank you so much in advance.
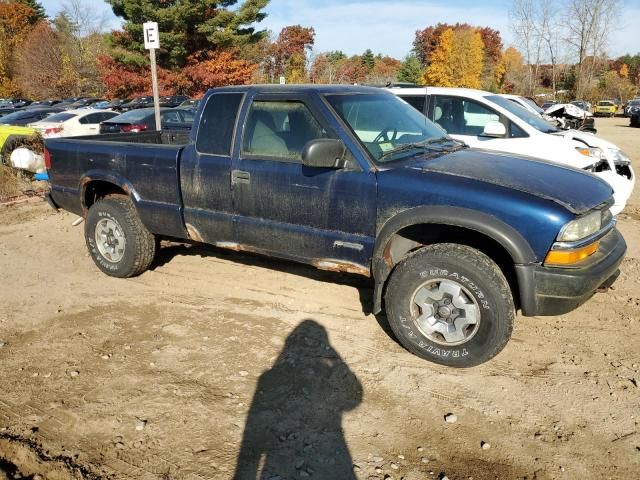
left=241, top=100, right=329, bottom=162
left=196, top=93, right=244, bottom=155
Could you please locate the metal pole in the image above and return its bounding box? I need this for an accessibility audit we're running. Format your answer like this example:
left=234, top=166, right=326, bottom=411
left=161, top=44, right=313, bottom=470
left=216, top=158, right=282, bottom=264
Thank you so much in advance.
left=149, top=47, right=161, bottom=131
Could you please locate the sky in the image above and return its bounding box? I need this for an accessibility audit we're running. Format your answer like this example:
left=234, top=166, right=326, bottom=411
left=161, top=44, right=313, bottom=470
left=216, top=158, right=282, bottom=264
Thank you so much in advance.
left=40, top=0, right=640, bottom=60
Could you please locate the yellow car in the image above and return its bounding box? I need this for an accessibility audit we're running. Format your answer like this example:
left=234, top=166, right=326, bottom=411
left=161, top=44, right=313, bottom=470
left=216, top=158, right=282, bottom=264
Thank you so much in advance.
left=0, top=124, right=37, bottom=163
left=594, top=100, right=617, bottom=117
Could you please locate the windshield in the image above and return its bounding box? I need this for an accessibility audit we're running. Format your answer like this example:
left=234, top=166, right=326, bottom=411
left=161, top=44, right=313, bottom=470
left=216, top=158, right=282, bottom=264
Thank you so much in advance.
left=325, top=93, right=449, bottom=163
left=629, top=100, right=640, bottom=106
left=520, top=96, right=544, bottom=113
left=598, top=101, right=614, bottom=106
left=487, top=95, right=558, bottom=133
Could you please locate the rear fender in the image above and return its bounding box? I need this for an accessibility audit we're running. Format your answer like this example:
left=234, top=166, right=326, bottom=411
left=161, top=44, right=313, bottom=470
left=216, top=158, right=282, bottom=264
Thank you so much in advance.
left=80, top=170, right=141, bottom=211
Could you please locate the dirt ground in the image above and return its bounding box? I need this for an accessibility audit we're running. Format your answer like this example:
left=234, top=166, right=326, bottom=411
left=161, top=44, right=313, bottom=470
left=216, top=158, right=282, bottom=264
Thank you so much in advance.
left=1, top=117, right=639, bottom=480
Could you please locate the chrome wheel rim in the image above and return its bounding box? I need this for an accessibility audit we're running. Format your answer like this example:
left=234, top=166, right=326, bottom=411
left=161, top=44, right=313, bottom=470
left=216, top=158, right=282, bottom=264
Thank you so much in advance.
left=410, top=278, right=480, bottom=346
left=95, top=218, right=126, bottom=263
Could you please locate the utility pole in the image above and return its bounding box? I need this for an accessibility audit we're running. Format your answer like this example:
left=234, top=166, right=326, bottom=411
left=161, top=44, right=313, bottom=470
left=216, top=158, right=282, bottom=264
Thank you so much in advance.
left=143, top=22, right=161, bottom=131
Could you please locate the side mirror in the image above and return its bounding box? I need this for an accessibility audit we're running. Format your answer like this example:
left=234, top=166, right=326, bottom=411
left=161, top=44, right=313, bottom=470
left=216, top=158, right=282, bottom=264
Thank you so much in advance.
left=302, top=138, right=346, bottom=168
left=481, top=121, right=506, bottom=138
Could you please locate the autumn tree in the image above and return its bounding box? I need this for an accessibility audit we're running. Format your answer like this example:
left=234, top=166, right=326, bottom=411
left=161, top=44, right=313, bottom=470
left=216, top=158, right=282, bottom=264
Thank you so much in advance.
left=496, top=46, right=527, bottom=92
left=423, top=28, right=484, bottom=88
left=268, top=25, right=315, bottom=82
left=13, top=0, right=46, bottom=21
left=0, top=1, right=41, bottom=96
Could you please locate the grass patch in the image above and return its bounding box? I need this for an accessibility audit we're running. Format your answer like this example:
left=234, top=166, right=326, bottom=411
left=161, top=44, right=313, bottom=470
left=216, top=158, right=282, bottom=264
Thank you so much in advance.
left=0, top=165, right=32, bottom=200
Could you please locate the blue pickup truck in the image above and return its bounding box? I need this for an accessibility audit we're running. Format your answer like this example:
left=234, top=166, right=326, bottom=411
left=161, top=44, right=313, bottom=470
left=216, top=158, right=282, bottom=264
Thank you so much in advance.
left=44, top=85, right=626, bottom=367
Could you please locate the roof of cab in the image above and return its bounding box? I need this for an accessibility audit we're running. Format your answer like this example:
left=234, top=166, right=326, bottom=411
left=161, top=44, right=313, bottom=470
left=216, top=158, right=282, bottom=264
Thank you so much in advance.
left=206, top=84, right=387, bottom=95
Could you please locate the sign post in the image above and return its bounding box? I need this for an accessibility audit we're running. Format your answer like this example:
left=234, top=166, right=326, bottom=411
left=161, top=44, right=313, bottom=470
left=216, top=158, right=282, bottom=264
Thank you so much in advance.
left=143, top=22, right=161, bottom=131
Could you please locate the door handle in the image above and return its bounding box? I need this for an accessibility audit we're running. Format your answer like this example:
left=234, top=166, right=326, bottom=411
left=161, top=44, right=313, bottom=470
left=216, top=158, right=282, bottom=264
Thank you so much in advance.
left=231, top=169, right=250, bottom=185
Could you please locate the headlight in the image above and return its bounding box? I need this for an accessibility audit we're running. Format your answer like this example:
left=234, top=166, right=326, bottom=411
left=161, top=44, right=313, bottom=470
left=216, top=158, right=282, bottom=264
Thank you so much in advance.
left=612, top=150, right=631, bottom=166
left=575, top=146, right=603, bottom=159
left=545, top=209, right=613, bottom=266
left=557, top=210, right=602, bottom=242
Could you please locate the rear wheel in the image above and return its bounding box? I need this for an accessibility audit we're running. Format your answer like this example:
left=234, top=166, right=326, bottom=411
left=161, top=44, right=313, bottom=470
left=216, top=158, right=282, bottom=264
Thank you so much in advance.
left=84, top=196, right=156, bottom=277
left=385, top=243, right=515, bottom=367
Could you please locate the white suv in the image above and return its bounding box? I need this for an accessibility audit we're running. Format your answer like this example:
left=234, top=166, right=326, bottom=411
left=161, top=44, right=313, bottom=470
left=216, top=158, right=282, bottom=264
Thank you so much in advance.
left=387, top=86, right=634, bottom=215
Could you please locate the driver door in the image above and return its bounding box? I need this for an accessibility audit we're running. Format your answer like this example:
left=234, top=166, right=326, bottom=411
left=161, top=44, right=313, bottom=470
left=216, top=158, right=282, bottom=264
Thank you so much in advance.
left=231, top=93, right=377, bottom=269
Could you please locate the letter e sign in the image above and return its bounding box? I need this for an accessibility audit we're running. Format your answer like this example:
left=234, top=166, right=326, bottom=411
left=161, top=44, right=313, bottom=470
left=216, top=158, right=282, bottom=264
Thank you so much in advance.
left=143, top=22, right=160, bottom=49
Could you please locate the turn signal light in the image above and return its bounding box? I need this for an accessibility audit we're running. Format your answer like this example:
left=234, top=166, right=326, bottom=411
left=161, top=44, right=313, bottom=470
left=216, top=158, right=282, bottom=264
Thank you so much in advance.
left=544, top=242, right=599, bottom=266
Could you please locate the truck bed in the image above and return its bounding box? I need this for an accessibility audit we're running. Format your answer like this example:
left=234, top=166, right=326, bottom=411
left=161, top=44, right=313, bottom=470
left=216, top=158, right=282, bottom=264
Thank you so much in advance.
left=45, top=130, right=189, bottom=238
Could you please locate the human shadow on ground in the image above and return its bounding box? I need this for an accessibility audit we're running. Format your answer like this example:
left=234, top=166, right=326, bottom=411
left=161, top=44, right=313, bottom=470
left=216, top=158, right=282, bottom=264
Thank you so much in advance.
left=232, top=319, right=363, bottom=480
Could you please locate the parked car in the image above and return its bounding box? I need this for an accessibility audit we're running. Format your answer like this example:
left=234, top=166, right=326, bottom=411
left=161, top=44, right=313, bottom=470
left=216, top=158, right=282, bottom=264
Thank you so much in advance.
left=630, top=110, right=640, bottom=127
left=0, top=108, right=64, bottom=163
left=119, top=96, right=153, bottom=111
left=28, top=109, right=119, bottom=138
left=99, top=107, right=194, bottom=133
left=27, top=99, right=62, bottom=108
left=571, top=100, right=591, bottom=112
left=388, top=86, right=634, bottom=215
left=0, top=107, right=63, bottom=126
left=106, top=99, right=131, bottom=111
left=0, top=98, right=32, bottom=109
left=594, top=100, right=617, bottom=117
left=160, top=95, right=189, bottom=108
left=178, top=98, right=201, bottom=110
left=0, top=108, right=15, bottom=118
left=62, top=98, right=106, bottom=110
left=45, top=85, right=626, bottom=367
left=623, top=98, right=640, bottom=117
left=541, top=101, right=558, bottom=110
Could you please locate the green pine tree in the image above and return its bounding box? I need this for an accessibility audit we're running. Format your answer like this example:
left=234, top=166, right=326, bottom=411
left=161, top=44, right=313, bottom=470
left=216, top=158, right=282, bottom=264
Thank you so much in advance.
left=397, top=54, right=423, bottom=85
left=361, top=49, right=375, bottom=71
left=105, top=0, right=270, bottom=70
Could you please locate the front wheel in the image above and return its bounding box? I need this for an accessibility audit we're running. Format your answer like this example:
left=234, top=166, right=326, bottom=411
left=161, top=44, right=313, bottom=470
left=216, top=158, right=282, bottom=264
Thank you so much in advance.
left=385, top=243, right=515, bottom=367
left=85, top=196, right=156, bottom=278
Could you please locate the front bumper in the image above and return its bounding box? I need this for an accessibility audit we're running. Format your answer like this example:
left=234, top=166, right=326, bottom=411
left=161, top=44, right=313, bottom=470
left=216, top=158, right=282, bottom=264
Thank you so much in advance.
left=516, top=228, right=626, bottom=316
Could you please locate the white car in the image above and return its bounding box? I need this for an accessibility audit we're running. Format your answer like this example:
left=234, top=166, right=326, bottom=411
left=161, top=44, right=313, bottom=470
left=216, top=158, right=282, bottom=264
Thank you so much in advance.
left=387, top=86, right=634, bottom=215
left=28, top=109, right=119, bottom=138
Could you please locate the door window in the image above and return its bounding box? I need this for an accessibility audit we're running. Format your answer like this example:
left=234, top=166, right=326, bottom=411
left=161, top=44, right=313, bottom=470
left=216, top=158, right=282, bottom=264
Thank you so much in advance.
left=242, top=100, right=329, bottom=162
left=80, top=113, right=105, bottom=124
left=161, top=110, right=182, bottom=123
left=431, top=96, right=504, bottom=136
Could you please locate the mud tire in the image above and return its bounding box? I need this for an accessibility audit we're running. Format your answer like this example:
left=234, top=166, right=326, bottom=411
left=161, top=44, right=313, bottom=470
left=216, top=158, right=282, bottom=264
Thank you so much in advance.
left=84, top=196, right=155, bottom=278
left=385, top=243, right=515, bottom=367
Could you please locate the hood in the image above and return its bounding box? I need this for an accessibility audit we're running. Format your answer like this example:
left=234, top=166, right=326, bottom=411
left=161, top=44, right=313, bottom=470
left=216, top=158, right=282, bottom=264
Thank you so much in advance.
left=390, top=148, right=613, bottom=215
left=551, top=129, right=619, bottom=150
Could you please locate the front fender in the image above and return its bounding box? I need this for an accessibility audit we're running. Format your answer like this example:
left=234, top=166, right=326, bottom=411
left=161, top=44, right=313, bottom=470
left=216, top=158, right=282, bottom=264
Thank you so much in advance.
left=371, top=206, right=537, bottom=314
